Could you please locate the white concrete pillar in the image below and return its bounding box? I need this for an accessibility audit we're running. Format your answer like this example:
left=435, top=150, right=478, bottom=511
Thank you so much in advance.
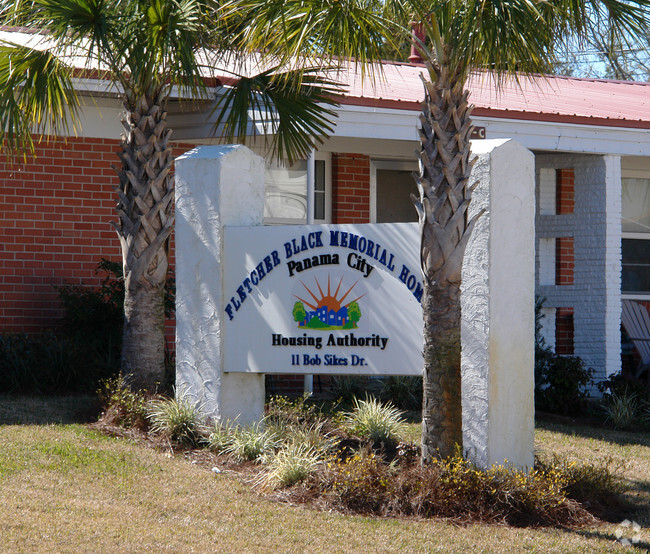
left=461, top=139, right=536, bottom=470
left=604, top=155, right=622, bottom=378
left=175, top=145, right=266, bottom=425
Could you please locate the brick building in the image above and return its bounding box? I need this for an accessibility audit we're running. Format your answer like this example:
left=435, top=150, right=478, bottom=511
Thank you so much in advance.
left=2, top=28, right=650, bottom=385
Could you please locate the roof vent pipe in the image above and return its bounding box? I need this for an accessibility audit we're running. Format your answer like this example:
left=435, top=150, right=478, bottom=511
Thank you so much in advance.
left=408, top=21, right=424, bottom=64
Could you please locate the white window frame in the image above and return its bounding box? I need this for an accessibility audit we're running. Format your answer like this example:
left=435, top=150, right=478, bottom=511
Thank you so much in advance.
left=621, top=169, right=650, bottom=301
left=369, top=159, right=418, bottom=223
left=263, top=151, right=332, bottom=225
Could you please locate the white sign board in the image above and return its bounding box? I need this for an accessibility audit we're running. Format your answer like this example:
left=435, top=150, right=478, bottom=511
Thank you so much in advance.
left=223, top=223, right=423, bottom=374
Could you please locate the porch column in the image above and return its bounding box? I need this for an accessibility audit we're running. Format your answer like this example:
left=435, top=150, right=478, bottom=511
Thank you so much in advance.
left=535, top=153, right=622, bottom=385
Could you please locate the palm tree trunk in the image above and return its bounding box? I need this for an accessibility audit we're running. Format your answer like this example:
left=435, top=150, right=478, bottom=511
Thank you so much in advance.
left=122, top=284, right=166, bottom=389
left=414, top=61, right=481, bottom=462
left=113, top=87, right=175, bottom=390
left=421, top=283, right=462, bottom=462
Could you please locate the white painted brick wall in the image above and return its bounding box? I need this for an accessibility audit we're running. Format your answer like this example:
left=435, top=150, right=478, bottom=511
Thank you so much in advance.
left=536, top=153, right=622, bottom=389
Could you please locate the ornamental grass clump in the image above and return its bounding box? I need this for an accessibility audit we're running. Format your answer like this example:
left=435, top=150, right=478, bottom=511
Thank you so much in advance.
left=345, top=396, right=407, bottom=444
left=257, top=442, right=325, bottom=491
left=604, top=392, right=641, bottom=429
left=222, top=422, right=280, bottom=463
left=147, top=394, right=206, bottom=447
left=207, top=419, right=237, bottom=453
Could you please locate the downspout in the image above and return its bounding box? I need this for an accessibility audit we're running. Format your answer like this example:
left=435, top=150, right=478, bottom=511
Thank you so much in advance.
left=304, top=147, right=316, bottom=395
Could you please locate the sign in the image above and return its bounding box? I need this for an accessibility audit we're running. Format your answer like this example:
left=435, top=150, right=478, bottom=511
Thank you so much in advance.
left=223, top=223, right=423, bottom=374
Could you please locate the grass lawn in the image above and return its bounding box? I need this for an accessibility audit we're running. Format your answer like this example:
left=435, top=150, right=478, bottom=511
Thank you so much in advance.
left=0, top=396, right=648, bottom=552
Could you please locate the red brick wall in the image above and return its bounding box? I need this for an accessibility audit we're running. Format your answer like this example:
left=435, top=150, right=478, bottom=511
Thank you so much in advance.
left=555, top=308, right=574, bottom=356
left=332, top=153, right=370, bottom=223
left=0, top=136, right=188, bottom=345
left=551, top=169, right=576, bottom=356
left=2, top=141, right=374, bottom=395
left=0, top=137, right=122, bottom=332
left=555, top=237, right=574, bottom=286
left=556, top=168, right=575, bottom=215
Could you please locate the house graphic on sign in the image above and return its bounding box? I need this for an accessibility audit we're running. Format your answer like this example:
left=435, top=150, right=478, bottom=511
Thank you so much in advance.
left=293, top=273, right=364, bottom=330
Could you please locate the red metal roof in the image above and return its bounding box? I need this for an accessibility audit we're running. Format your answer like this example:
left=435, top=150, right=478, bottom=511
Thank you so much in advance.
left=338, top=61, right=650, bottom=129
left=4, top=27, right=649, bottom=130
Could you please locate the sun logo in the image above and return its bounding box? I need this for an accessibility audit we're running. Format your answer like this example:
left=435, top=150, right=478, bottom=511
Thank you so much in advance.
left=292, top=272, right=366, bottom=330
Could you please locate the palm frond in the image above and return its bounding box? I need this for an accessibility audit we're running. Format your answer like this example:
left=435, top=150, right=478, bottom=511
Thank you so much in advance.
left=223, top=0, right=410, bottom=80
left=0, top=41, right=80, bottom=154
left=12, top=0, right=120, bottom=67
left=212, top=66, right=342, bottom=163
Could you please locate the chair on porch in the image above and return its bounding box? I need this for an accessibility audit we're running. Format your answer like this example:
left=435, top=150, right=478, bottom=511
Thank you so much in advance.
left=621, top=300, right=650, bottom=379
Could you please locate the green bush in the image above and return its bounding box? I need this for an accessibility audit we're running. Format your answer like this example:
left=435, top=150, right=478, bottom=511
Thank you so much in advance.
left=330, top=376, right=373, bottom=405
left=56, top=259, right=124, bottom=375
left=318, top=452, right=592, bottom=526
left=97, top=373, right=149, bottom=429
left=0, top=333, right=90, bottom=394
left=55, top=258, right=177, bottom=393
left=379, top=376, right=422, bottom=412
left=598, top=371, right=649, bottom=404
left=535, top=349, right=594, bottom=415
left=534, top=298, right=593, bottom=415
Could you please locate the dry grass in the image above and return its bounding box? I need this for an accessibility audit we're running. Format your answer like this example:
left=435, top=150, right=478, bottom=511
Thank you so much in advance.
left=0, top=398, right=648, bottom=552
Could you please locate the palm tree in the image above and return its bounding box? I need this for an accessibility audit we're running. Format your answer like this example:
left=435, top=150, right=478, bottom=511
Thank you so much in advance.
left=0, top=0, right=411, bottom=390
left=413, top=0, right=649, bottom=462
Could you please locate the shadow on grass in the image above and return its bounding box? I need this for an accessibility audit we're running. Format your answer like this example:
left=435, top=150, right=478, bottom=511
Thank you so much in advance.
left=536, top=416, right=650, bottom=448
left=0, top=395, right=100, bottom=425
left=576, top=529, right=650, bottom=551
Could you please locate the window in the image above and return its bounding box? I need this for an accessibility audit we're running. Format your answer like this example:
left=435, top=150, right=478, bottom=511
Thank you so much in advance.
left=264, top=154, right=331, bottom=224
left=370, top=160, right=418, bottom=223
left=314, top=160, right=326, bottom=221
left=264, top=160, right=308, bottom=222
left=622, top=177, right=650, bottom=295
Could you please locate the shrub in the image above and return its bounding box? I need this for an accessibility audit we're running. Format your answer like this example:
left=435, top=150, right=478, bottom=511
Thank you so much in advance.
left=330, top=376, right=373, bottom=405
left=265, top=394, right=328, bottom=429
left=317, top=452, right=592, bottom=526
left=345, top=396, right=406, bottom=444
left=598, top=371, right=649, bottom=404
left=534, top=297, right=594, bottom=416
left=379, top=376, right=422, bottom=412
left=56, top=259, right=124, bottom=376
left=147, top=393, right=206, bottom=447
left=535, top=350, right=594, bottom=415
left=0, top=333, right=89, bottom=395
left=312, top=451, right=593, bottom=526
left=535, top=454, right=624, bottom=516
left=97, top=374, right=149, bottom=429
left=55, top=258, right=177, bottom=392
left=321, top=448, right=390, bottom=513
